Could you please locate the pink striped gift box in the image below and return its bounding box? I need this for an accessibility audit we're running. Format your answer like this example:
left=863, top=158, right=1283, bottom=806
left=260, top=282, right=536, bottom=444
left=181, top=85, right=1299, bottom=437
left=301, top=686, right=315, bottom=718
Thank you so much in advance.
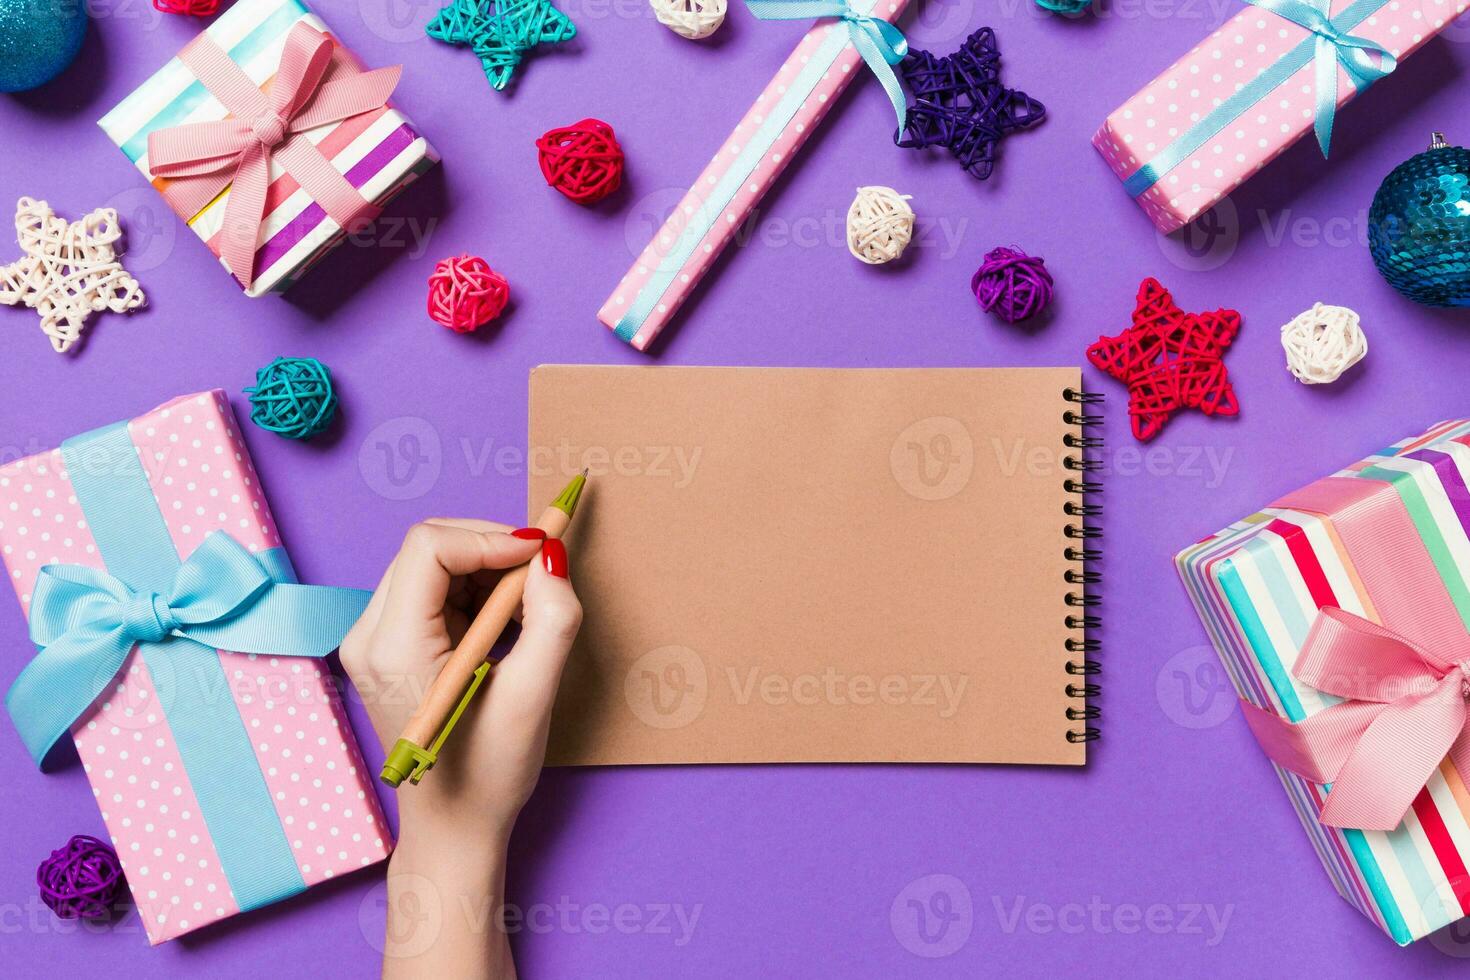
left=97, top=0, right=438, bottom=297
left=0, top=392, right=391, bottom=943
left=1176, top=419, right=1470, bottom=944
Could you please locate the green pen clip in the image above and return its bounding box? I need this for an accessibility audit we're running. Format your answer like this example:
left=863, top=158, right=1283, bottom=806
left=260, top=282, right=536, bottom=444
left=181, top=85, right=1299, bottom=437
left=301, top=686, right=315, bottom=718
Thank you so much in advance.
left=380, top=660, right=493, bottom=787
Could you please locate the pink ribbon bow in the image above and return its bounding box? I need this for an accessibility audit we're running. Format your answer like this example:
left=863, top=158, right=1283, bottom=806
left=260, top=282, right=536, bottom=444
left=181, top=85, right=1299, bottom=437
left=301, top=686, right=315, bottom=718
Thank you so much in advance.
left=147, top=23, right=402, bottom=288
left=1242, top=606, right=1470, bottom=832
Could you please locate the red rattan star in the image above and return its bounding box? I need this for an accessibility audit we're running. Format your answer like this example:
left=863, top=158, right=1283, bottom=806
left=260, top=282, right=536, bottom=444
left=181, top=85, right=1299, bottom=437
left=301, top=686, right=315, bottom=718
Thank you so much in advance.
left=1087, top=277, right=1240, bottom=442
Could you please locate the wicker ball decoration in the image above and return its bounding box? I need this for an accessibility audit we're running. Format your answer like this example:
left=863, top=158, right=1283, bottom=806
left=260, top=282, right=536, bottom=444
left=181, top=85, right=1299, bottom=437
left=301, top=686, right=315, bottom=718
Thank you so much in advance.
left=845, top=186, right=915, bottom=265
left=971, top=246, right=1054, bottom=323
left=1033, top=0, right=1090, bottom=13
left=245, top=357, right=339, bottom=440
left=153, top=0, right=221, bottom=15
left=428, top=254, right=510, bottom=332
left=1280, top=303, right=1367, bottom=384
left=649, top=0, right=726, bottom=39
left=36, top=835, right=126, bottom=920
left=536, top=119, right=625, bottom=206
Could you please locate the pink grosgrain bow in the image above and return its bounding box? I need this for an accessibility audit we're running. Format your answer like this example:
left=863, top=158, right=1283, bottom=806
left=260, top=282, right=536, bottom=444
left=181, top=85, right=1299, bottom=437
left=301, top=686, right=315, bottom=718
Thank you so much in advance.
left=147, top=23, right=401, bottom=288
left=1242, top=606, right=1470, bottom=832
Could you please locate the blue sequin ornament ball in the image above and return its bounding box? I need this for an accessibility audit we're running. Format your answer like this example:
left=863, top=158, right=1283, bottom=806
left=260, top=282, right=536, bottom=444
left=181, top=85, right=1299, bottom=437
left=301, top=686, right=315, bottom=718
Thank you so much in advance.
left=0, top=0, right=86, bottom=93
left=1368, top=132, right=1470, bottom=308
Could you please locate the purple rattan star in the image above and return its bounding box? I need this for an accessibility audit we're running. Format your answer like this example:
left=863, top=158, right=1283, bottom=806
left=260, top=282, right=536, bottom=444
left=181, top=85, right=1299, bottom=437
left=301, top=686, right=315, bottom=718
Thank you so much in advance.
left=896, top=27, right=1045, bottom=181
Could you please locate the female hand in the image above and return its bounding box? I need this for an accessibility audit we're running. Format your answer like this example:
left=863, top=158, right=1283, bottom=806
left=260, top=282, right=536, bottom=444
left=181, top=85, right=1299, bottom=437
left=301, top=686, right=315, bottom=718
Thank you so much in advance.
left=340, top=519, right=580, bottom=978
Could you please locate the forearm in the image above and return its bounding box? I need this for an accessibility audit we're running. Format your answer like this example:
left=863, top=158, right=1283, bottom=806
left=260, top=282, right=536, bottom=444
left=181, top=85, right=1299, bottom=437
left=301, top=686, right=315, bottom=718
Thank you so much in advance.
left=382, top=829, right=515, bottom=980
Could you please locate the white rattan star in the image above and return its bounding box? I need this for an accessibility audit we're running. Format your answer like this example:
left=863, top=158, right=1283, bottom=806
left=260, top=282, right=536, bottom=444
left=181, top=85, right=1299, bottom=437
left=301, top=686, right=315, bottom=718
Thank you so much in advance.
left=0, top=197, right=146, bottom=354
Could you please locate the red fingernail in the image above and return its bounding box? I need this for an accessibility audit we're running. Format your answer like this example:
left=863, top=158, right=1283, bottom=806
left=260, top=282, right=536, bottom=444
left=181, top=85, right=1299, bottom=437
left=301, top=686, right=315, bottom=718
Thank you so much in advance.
left=511, top=527, right=546, bottom=540
left=542, top=538, right=569, bottom=579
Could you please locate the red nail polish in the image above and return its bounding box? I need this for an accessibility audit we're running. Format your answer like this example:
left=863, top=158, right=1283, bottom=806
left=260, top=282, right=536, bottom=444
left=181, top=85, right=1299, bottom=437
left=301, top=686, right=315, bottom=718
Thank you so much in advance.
left=542, top=538, right=569, bottom=579
left=511, top=527, right=546, bottom=541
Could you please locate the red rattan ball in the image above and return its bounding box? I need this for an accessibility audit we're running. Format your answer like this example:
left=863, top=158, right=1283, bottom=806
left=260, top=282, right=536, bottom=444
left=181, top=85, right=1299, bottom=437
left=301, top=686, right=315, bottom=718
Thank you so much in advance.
left=153, top=0, right=221, bottom=15
left=427, top=255, right=510, bottom=333
left=535, top=118, right=624, bottom=206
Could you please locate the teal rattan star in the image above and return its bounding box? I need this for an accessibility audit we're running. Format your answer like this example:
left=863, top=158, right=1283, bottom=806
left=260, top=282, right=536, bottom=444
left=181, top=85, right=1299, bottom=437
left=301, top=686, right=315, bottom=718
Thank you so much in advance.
left=426, top=0, right=577, bottom=92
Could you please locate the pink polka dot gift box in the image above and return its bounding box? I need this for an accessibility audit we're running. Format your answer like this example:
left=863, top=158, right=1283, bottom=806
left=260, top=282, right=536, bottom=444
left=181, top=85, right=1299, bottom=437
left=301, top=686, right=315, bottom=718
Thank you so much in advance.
left=600, top=0, right=911, bottom=352
left=1092, top=0, right=1470, bottom=235
left=0, top=391, right=390, bottom=944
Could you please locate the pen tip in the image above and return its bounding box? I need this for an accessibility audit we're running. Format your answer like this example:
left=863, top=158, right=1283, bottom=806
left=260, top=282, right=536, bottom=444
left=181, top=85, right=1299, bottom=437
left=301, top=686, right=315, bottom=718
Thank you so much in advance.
left=552, top=470, right=587, bottom=519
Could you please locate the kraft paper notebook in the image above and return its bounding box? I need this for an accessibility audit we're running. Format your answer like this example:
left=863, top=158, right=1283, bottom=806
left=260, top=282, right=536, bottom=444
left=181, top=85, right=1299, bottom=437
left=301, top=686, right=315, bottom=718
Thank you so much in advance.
left=529, top=366, right=1101, bottom=766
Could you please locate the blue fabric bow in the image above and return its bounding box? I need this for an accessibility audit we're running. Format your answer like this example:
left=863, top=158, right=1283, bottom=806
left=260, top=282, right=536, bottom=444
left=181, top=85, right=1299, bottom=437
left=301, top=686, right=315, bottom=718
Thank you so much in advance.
left=6, top=531, right=369, bottom=767
left=1246, top=0, right=1396, bottom=156
left=745, top=0, right=909, bottom=132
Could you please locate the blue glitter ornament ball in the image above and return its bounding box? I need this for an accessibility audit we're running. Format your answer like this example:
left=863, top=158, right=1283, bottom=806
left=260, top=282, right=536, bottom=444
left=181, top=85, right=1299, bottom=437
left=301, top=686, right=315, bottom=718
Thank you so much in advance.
left=0, top=0, right=86, bottom=93
left=1368, top=132, right=1470, bottom=308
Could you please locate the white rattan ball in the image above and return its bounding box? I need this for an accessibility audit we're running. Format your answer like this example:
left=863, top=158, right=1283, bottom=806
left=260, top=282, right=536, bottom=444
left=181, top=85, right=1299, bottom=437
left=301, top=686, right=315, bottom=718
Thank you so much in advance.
left=845, top=186, right=915, bottom=265
left=1280, top=302, right=1367, bottom=384
left=649, top=0, right=726, bottom=40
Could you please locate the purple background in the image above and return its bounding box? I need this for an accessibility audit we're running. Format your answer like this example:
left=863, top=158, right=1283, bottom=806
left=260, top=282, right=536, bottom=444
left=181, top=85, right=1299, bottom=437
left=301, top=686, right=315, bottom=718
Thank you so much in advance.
left=3, top=0, right=1470, bottom=974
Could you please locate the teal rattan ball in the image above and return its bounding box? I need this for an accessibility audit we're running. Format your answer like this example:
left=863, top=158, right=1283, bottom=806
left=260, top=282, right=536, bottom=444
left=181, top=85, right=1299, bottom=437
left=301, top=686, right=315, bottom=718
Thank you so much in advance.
left=245, top=357, right=338, bottom=440
left=1034, top=0, right=1090, bottom=14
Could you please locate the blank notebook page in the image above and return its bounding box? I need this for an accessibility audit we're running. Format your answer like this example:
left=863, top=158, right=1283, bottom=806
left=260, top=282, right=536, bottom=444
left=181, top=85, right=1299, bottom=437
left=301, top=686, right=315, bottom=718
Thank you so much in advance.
left=529, top=365, right=1090, bottom=766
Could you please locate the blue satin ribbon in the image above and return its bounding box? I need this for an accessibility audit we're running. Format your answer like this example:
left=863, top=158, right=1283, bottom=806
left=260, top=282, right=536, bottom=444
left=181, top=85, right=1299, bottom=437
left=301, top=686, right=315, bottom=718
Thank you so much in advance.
left=1123, top=0, right=1395, bottom=198
left=745, top=0, right=910, bottom=132
left=3, top=420, right=371, bottom=911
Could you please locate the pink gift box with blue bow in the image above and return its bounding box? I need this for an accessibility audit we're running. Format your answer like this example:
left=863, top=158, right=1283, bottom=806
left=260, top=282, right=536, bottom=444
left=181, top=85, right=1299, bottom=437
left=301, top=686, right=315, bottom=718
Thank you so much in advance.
left=0, top=391, right=389, bottom=943
left=1094, top=0, right=1470, bottom=233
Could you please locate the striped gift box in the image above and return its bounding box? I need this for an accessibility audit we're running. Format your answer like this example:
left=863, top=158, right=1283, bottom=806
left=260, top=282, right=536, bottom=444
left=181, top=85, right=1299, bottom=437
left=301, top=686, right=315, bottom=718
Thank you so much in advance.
left=1177, top=420, right=1470, bottom=944
left=97, top=0, right=438, bottom=297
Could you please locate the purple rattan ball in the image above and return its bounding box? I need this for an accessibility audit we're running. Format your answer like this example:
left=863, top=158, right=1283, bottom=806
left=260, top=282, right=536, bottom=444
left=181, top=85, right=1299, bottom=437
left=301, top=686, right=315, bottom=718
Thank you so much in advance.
left=971, top=246, right=1054, bottom=323
left=37, top=835, right=126, bottom=919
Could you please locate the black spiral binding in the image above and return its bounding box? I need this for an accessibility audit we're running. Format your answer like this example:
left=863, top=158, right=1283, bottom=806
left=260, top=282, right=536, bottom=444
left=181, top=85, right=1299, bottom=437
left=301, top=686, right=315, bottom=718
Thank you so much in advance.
left=1063, top=387, right=1102, bottom=744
